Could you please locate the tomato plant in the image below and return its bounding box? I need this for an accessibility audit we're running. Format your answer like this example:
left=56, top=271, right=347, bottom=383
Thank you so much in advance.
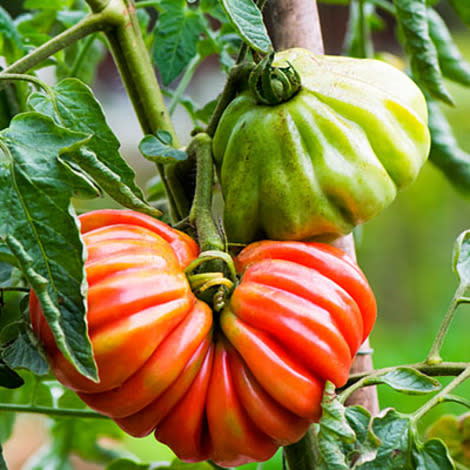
left=0, top=0, right=470, bottom=469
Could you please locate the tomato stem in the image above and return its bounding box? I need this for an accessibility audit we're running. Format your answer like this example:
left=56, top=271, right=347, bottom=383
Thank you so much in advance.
left=425, top=282, right=466, bottom=364
left=0, top=287, right=29, bottom=293
left=412, top=365, right=470, bottom=422
left=188, top=134, right=225, bottom=252
left=1, top=13, right=106, bottom=75
left=0, top=403, right=107, bottom=419
left=94, top=0, right=192, bottom=222
left=169, top=54, right=202, bottom=116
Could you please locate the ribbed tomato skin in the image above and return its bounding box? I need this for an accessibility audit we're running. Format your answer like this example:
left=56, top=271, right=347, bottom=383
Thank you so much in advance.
left=29, top=210, right=376, bottom=468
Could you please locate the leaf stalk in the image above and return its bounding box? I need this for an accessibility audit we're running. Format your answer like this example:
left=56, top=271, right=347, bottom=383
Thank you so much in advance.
left=426, top=283, right=466, bottom=364
left=0, top=403, right=107, bottom=419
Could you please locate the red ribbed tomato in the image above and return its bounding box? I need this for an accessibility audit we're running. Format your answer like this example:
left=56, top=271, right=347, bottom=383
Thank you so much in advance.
left=29, top=209, right=376, bottom=468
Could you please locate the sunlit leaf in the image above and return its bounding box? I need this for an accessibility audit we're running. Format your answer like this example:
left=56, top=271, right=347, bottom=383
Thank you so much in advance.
left=0, top=113, right=97, bottom=380
left=220, top=0, right=272, bottom=53
left=365, top=367, right=441, bottom=395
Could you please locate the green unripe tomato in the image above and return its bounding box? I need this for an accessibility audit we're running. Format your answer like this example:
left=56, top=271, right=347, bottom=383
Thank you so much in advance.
left=213, top=48, right=431, bottom=243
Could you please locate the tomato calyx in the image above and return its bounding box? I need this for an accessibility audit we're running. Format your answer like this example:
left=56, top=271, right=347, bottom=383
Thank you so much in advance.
left=185, top=250, right=238, bottom=311
left=249, top=51, right=302, bottom=105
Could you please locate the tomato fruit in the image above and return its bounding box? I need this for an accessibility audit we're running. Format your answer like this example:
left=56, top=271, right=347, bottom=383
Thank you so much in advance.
left=30, top=210, right=377, bottom=467
left=213, top=48, right=431, bottom=243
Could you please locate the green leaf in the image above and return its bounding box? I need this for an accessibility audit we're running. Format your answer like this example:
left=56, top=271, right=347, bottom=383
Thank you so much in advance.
left=358, top=409, right=412, bottom=469
left=0, top=6, right=26, bottom=63
left=344, top=406, right=381, bottom=466
left=365, top=367, right=441, bottom=395
left=60, top=158, right=102, bottom=200
left=316, top=383, right=357, bottom=469
left=412, top=439, right=455, bottom=470
left=0, top=7, right=21, bottom=44
left=2, top=330, right=49, bottom=375
left=453, top=230, right=470, bottom=288
left=428, top=8, right=470, bottom=87
left=201, top=0, right=228, bottom=22
left=153, top=0, right=204, bottom=85
left=56, top=10, right=88, bottom=28
left=0, top=361, right=24, bottom=389
left=28, top=78, right=160, bottom=217
left=0, top=112, right=97, bottom=381
left=316, top=393, right=382, bottom=468
left=0, top=263, right=13, bottom=286
left=427, top=97, right=470, bottom=197
left=448, top=0, right=470, bottom=26
left=139, top=131, right=187, bottom=164
left=426, top=415, right=462, bottom=461
left=393, top=0, right=453, bottom=105
left=220, top=0, right=272, bottom=53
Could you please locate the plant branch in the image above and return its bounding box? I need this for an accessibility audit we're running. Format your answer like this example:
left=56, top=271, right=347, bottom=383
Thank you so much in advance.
left=134, top=0, right=160, bottom=9
left=413, top=366, right=470, bottom=421
left=441, top=394, right=470, bottom=409
left=92, top=0, right=191, bottom=222
left=0, top=73, right=53, bottom=96
left=102, top=0, right=178, bottom=142
left=2, top=14, right=106, bottom=76
left=0, top=287, right=29, bottom=293
left=188, top=134, right=224, bottom=252
left=426, top=283, right=466, bottom=364
left=0, top=403, right=107, bottom=419
left=234, top=0, right=269, bottom=63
